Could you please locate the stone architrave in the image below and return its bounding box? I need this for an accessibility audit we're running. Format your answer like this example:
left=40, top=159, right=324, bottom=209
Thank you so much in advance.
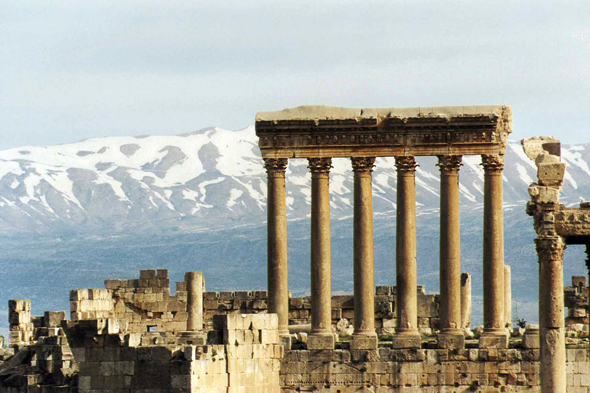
left=350, top=157, right=378, bottom=350
left=392, top=156, right=421, bottom=349
left=480, top=154, right=508, bottom=348
left=436, top=155, right=465, bottom=349
left=264, top=158, right=290, bottom=339
left=307, top=157, right=335, bottom=350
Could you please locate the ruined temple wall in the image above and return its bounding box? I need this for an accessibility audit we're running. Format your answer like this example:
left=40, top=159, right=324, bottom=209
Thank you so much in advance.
left=203, top=285, right=439, bottom=336
left=280, top=348, right=590, bottom=392
left=71, top=314, right=283, bottom=393
left=71, top=269, right=190, bottom=334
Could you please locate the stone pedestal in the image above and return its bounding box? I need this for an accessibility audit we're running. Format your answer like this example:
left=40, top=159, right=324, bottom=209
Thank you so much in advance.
left=480, top=154, right=508, bottom=349
left=264, top=158, right=290, bottom=337
left=308, top=158, right=334, bottom=350
left=351, top=157, right=377, bottom=350
left=307, top=333, right=336, bottom=350
left=392, top=156, right=421, bottom=349
left=437, top=155, right=464, bottom=349
left=522, top=324, right=540, bottom=349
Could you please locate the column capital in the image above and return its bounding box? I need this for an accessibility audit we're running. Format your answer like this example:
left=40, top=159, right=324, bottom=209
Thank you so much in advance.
left=481, top=154, right=505, bottom=173
left=535, top=237, right=566, bottom=262
left=437, top=155, right=463, bottom=173
left=351, top=157, right=376, bottom=173
left=395, top=156, right=418, bottom=173
left=263, top=158, right=288, bottom=177
left=308, top=157, right=333, bottom=175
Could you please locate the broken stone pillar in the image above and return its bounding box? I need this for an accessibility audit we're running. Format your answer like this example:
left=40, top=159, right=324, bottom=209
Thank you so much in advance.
left=480, top=154, right=508, bottom=349
left=460, top=272, right=471, bottom=329
left=504, top=265, right=512, bottom=330
left=537, top=237, right=566, bottom=392
left=307, top=158, right=335, bottom=350
left=185, top=271, right=204, bottom=331
left=436, top=155, right=464, bottom=349
left=264, top=158, right=290, bottom=339
left=523, top=136, right=567, bottom=393
left=351, top=157, right=378, bottom=350
left=392, top=156, right=421, bottom=349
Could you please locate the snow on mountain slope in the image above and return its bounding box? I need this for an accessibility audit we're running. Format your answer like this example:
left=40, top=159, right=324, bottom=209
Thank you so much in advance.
left=0, top=127, right=589, bottom=235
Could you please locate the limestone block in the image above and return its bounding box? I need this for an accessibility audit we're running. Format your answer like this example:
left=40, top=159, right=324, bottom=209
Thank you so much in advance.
left=43, top=311, right=66, bottom=328
left=537, top=162, right=566, bottom=187
left=527, top=184, right=559, bottom=204
left=307, top=334, right=335, bottom=350
left=522, top=137, right=560, bottom=160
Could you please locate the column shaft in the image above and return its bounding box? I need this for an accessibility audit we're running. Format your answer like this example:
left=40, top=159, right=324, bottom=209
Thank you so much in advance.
left=351, top=157, right=377, bottom=349
left=504, top=265, right=512, bottom=329
left=537, top=237, right=566, bottom=393
left=392, top=156, right=421, bottom=348
left=481, top=154, right=508, bottom=347
left=307, top=158, right=334, bottom=350
left=264, top=158, right=289, bottom=335
left=437, top=155, right=464, bottom=349
left=185, top=271, right=204, bottom=331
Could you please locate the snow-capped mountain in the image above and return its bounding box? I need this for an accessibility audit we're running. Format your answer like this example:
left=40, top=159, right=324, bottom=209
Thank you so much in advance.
left=1, top=127, right=589, bottom=235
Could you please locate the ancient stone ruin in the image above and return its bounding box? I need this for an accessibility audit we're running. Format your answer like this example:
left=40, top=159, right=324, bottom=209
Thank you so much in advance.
left=0, top=106, right=589, bottom=393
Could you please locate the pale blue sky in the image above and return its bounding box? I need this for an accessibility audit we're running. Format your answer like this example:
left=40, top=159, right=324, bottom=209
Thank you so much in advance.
left=1, top=0, right=589, bottom=150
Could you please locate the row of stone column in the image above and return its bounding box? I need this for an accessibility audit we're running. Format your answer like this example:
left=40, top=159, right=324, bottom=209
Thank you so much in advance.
left=264, top=154, right=508, bottom=350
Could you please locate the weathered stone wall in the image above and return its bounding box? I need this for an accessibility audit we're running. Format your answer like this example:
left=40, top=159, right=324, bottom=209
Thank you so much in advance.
left=8, top=300, right=34, bottom=348
left=65, top=313, right=283, bottom=393
left=565, top=276, right=589, bottom=337
left=72, top=269, right=190, bottom=334
left=203, top=285, right=440, bottom=336
left=280, top=348, right=590, bottom=392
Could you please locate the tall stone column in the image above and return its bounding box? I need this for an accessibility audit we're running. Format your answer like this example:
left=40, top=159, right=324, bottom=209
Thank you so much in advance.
left=480, top=154, right=508, bottom=348
left=504, top=265, right=512, bottom=330
left=437, top=155, right=464, bottom=349
left=307, top=157, right=335, bottom=350
left=185, top=271, right=204, bottom=331
left=392, top=156, right=421, bottom=349
left=264, top=158, right=290, bottom=339
left=351, top=157, right=378, bottom=350
left=536, top=237, right=566, bottom=393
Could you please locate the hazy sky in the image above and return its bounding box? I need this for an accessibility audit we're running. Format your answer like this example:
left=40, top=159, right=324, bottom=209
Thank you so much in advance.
left=1, top=1, right=589, bottom=150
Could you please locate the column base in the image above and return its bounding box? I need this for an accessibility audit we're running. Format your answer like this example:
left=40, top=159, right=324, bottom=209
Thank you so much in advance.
left=307, top=332, right=335, bottom=350
left=178, top=331, right=207, bottom=346
left=351, top=332, right=378, bottom=350
left=279, top=332, right=292, bottom=349
left=479, top=329, right=509, bottom=349
left=391, top=331, right=421, bottom=349
left=437, top=330, right=465, bottom=349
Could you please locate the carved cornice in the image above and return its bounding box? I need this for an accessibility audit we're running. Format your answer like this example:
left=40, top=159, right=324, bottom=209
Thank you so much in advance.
left=481, top=154, right=505, bottom=173
left=394, top=156, right=418, bottom=173
left=256, top=107, right=512, bottom=158
left=263, top=158, right=288, bottom=178
left=436, top=155, right=463, bottom=173
left=307, top=158, right=333, bottom=174
left=351, top=157, right=376, bottom=173
left=535, top=237, right=566, bottom=262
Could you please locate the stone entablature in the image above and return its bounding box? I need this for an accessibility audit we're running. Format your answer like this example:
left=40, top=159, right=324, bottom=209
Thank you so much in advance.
left=256, top=105, right=512, bottom=158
